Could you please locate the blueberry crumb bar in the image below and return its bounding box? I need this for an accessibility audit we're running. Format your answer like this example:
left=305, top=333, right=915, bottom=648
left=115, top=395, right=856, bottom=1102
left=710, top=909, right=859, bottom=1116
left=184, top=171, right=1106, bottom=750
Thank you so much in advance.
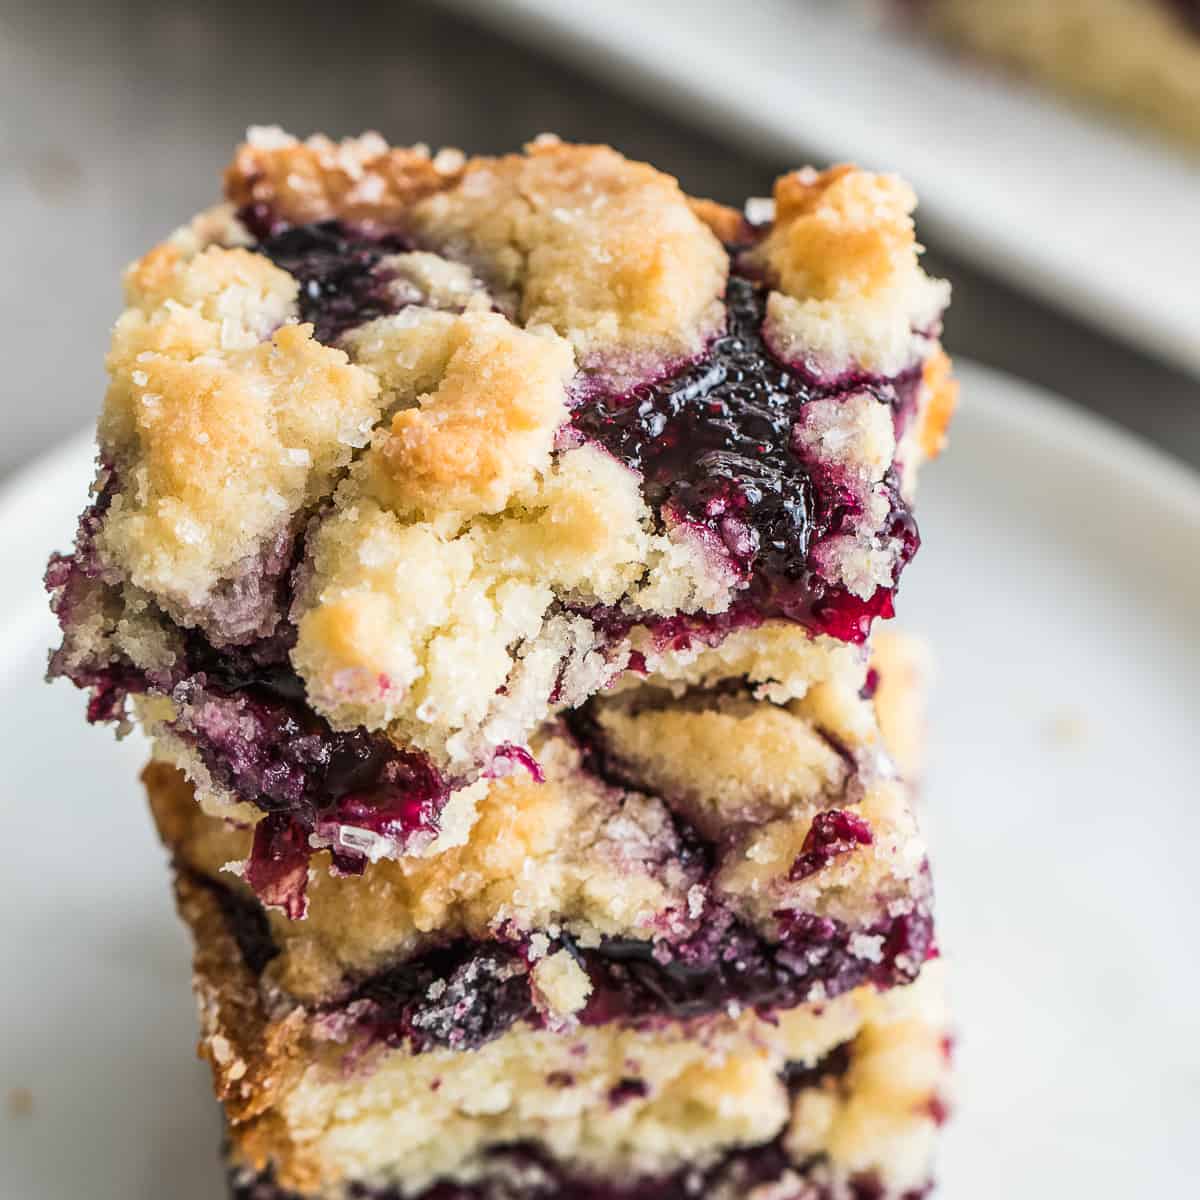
left=147, top=631, right=946, bottom=1200
left=47, top=131, right=956, bottom=1199
left=47, top=130, right=955, bottom=905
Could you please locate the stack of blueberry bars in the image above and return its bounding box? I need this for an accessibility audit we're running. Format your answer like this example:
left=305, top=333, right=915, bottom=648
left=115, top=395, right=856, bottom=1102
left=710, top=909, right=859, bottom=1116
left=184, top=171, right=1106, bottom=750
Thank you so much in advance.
left=46, top=129, right=959, bottom=1200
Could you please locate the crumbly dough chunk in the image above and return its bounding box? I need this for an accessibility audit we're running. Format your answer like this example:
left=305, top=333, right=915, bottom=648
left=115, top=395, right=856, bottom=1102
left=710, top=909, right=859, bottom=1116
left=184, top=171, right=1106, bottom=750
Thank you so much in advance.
left=344, top=309, right=575, bottom=529
left=410, top=136, right=728, bottom=375
left=224, top=126, right=463, bottom=227
left=98, top=238, right=383, bottom=639
left=291, top=438, right=733, bottom=756
left=751, top=165, right=949, bottom=378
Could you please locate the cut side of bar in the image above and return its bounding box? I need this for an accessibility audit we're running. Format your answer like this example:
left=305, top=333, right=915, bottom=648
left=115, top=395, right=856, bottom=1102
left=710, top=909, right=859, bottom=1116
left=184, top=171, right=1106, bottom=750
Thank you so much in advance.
left=167, top=862, right=949, bottom=1200
left=48, top=130, right=955, bottom=898
left=146, top=628, right=945, bottom=1198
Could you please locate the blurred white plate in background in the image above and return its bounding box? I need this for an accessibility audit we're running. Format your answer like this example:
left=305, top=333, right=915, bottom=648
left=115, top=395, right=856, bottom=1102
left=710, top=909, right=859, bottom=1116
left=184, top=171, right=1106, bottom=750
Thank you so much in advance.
left=440, top=0, right=1200, bottom=379
left=1, top=362, right=1197, bottom=1196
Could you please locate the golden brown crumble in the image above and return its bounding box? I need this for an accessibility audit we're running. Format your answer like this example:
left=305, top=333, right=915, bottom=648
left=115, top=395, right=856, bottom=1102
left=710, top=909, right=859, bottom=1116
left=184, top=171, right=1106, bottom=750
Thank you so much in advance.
left=751, top=165, right=950, bottom=377
left=408, top=138, right=728, bottom=372
left=224, top=127, right=461, bottom=228
left=98, top=241, right=382, bottom=632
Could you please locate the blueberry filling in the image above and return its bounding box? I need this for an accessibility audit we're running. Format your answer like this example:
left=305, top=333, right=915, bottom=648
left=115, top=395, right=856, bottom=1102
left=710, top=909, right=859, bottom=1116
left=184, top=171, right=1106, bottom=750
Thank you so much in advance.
left=170, top=660, right=450, bottom=917
left=570, top=898, right=933, bottom=1026
left=240, top=215, right=412, bottom=345
left=200, top=873, right=280, bottom=975
left=342, top=942, right=534, bottom=1054
left=47, top=560, right=450, bottom=916
left=202, top=841, right=931, bottom=1054
left=789, top=809, right=875, bottom=881
left=569, top=274, right=920, bottom=644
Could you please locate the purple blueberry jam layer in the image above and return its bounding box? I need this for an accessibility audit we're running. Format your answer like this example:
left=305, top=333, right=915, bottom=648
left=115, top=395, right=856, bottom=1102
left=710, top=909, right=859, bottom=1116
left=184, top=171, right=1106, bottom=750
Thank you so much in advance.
left=48, top=542, right=455, bottom=913
left=242, top=218, right=414, bottom=344
left=195, top=860, right=935, bottom=1055
left=570, top=272, right=921, bottom=644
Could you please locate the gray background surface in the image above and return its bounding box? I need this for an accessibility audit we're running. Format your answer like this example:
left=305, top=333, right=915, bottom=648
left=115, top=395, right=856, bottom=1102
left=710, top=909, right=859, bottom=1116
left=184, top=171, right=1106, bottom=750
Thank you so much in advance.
left=3, top=0, right=1197, bottom=483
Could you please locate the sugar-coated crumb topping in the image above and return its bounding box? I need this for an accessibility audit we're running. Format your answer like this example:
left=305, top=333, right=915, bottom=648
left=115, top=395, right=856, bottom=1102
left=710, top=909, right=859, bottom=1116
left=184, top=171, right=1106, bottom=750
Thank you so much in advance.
left=409, top=137, right=728, bottom=376
left=98, top=237, right=383, bottom=640
left=176, top=864, right=947, bottom=1196
left=292, top=438, right=731, bottom=752
left=344, top=310, right=574, bottom=529
left=225, top=127, right=462, bottom=229
left=751, top=165, right=949, bottom=378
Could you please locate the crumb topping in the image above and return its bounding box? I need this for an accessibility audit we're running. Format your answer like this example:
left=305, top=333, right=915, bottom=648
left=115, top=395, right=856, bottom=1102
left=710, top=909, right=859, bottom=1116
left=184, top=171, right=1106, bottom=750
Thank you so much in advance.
left=345, top=309, right=575, bottom=529
left=98, top=240, right=382, bottom=640
left=751, top=165, right=949, bottom=378
left=409, top=138, right=729, bottom=375
left=225, top=127, right=461, bottom=229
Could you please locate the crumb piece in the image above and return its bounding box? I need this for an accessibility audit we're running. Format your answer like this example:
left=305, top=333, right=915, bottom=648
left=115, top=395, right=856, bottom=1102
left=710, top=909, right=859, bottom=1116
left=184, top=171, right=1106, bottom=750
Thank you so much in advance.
left=532, top=949, right=593, bottom=1019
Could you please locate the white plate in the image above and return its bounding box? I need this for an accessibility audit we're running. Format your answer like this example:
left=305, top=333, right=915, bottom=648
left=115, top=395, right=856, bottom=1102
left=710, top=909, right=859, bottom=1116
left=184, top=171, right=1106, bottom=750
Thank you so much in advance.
left=1, top=362, right=1198, bottom=1196
left=438, top=0, right=1200, bottom=379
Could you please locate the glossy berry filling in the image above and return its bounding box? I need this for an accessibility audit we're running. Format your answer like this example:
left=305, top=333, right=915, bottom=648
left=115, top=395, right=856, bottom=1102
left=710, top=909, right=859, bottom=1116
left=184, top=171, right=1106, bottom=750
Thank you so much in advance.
left=789, top=809, right=875, bottom=881
left=571, top=274, right=920, bottom=644
left=204, top=708, right=934, bottom=1043
left=202, top=782, right=933, bottom=1053
left=245, top=217, right=413, bottom=344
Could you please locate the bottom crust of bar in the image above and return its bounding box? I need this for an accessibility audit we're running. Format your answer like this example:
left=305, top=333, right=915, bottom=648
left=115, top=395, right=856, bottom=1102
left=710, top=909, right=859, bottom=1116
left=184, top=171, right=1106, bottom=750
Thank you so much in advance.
left=228, top=1139, right=935, bottom=1200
